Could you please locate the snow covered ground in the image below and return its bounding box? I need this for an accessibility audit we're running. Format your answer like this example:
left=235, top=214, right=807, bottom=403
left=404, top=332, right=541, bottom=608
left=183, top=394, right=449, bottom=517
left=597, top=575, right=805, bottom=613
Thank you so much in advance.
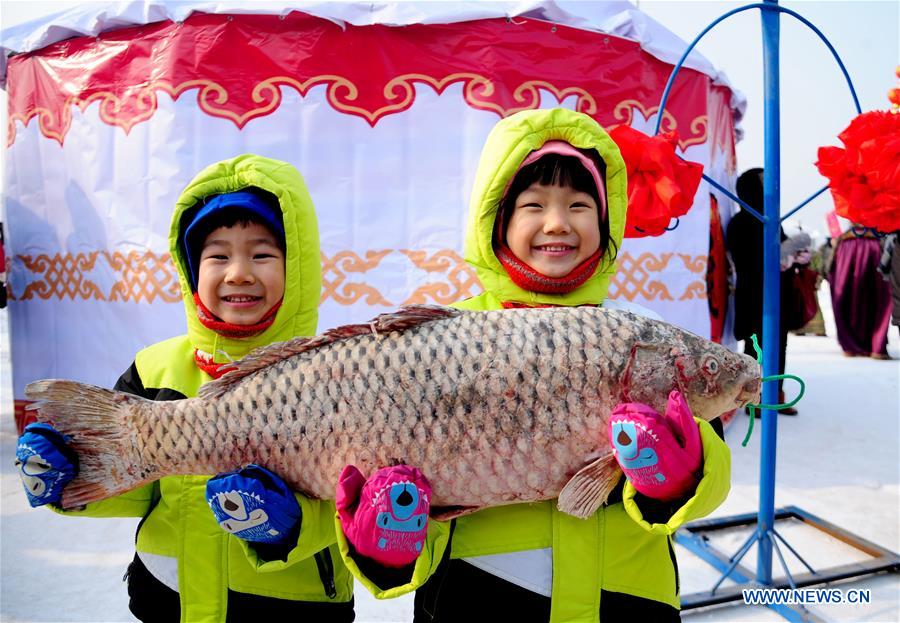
left=1, top=295, right=898, bottom=622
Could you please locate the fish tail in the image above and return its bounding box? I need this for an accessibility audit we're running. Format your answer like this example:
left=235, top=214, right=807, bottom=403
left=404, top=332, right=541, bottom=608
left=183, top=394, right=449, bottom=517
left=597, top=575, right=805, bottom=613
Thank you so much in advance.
left=25, top=380, right=159, bottom=509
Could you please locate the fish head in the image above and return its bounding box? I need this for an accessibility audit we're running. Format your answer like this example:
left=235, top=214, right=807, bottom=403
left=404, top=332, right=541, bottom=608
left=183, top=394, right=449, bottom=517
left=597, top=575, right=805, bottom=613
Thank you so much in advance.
left=622, top=331, right=761, bottom=421
left=672, top=336, right=762, bottom=420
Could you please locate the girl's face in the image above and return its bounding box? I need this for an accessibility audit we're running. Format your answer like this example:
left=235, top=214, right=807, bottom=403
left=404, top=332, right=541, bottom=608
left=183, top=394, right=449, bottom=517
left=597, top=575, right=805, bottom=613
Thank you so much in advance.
left=505, top=182, right=601, bottom=277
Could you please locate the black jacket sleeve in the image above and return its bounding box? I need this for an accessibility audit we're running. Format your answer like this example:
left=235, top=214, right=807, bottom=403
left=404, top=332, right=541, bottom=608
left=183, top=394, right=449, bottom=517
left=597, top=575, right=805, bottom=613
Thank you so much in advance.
left=114, top=362, right=186, bottom=401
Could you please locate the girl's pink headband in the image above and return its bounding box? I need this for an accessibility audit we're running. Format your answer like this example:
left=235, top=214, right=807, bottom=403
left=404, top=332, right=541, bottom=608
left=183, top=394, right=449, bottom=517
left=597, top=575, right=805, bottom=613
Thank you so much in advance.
left=514, top=140, right=608, bottom=221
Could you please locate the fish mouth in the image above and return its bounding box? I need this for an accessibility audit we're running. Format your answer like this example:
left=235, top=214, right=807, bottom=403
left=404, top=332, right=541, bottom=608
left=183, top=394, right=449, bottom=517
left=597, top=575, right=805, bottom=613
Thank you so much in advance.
left=734, top=377, right=762, bottom=407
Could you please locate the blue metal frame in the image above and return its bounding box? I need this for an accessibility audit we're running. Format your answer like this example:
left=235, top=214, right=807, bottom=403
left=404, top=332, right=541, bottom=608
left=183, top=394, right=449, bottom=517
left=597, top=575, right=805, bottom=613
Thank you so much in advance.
left=676, top=527, right=822, bottom=623
left=649, top=1, right=891, bottom=619
left=654, top=2, right=862, bottom=213
left=676, top=507, right=899, bottom=620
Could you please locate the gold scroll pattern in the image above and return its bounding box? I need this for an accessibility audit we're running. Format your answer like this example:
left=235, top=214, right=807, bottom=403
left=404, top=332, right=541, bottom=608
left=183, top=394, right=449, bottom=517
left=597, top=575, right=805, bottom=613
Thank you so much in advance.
left=611, top=252, right=707, bottom=301
left=105, top=251, right=182, bottom=303
left=16, top=253, right=106, bottom=301
left=609, top=252, right=674, bottom=301
left=679, top=282, right=708, bottom=301
left=400, top=249, right=481, bottom=305
left=675, top=254, right=709, bottom=300
left=320, top=250, right=393, bottom=306
left=608, top=100, right=709, bottom=152
left=678, top=253, right=708, bottom=275
left=11, top=249, right=706, bottom=304
left=7, top=74, right=599, bottom=145
left=8, top=74, right=712, bottom=148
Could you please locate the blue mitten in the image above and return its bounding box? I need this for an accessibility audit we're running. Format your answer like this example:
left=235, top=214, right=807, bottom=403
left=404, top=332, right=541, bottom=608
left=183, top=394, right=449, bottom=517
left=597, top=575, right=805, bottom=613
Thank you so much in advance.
left=15, top=423, right=78, bottom=507
left=206, top=464, right=301, bottom=544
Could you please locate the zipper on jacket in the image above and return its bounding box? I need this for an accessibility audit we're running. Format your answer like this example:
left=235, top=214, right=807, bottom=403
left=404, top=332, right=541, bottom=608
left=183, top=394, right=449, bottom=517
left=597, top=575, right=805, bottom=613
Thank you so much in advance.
left=419, top=519, right=457, bottom=621
left=314, top=549, right=337, bottom=598
left=667, top=536, right=680, bottom=595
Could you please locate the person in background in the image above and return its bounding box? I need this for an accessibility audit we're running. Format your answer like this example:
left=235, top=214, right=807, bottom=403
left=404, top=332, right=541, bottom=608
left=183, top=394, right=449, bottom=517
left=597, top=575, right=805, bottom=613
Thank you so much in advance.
left=793, top=237, right=829, bottom=338
left=878, top=231, right=900, bottom=338
left=781, top=231, right=820, bottom=337
left=828, top=227, right=893, bottom=358
left=726, top=168, right=797, bottom=415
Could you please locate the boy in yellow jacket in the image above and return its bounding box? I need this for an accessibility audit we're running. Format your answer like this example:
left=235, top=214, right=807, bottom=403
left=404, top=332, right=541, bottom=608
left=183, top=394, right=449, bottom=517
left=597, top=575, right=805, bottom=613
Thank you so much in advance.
left=15, top=155, right=354, bottom=622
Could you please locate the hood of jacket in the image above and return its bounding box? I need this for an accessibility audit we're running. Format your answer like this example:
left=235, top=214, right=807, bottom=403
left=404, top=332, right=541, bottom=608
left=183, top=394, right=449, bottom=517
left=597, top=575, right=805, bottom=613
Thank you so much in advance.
left=169, top=154, right=321, bottom=363
left=464, top=108, right=627, bottom=306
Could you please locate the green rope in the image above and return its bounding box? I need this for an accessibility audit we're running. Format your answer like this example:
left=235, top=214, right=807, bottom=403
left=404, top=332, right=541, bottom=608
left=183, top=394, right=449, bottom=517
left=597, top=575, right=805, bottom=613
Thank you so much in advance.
left=741, top=334, right=806, bottom=447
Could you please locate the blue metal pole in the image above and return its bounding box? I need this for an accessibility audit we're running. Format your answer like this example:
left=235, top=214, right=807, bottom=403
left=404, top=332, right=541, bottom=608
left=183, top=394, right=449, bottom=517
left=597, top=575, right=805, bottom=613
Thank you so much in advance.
left=654, top=3, right=862, bottom=139
left=758, top=0, right=781, bottom=585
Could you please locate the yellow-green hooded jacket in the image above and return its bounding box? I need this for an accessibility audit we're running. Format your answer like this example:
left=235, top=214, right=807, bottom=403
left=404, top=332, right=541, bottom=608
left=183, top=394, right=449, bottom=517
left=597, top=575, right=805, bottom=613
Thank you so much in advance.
left=59, top=155, right=353, bottom=622
left=337, top=109, right=730, bottom=622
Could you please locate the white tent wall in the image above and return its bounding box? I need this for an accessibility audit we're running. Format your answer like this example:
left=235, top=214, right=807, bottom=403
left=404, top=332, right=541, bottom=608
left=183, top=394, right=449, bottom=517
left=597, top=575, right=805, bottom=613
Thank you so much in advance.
left=1, top=2, right=742, bottom=423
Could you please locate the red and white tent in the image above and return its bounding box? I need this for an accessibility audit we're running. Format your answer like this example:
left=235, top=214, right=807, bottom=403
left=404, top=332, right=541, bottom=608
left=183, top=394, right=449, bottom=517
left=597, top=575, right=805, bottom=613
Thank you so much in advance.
left=1, top=1, right=744, bottom=428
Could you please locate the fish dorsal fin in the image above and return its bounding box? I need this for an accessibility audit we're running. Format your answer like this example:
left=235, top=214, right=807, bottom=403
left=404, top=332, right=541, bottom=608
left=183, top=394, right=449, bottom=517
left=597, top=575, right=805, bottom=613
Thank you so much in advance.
left=557, top=453, right=623, bottom=519
left=198, top=305, right=461, bottom=399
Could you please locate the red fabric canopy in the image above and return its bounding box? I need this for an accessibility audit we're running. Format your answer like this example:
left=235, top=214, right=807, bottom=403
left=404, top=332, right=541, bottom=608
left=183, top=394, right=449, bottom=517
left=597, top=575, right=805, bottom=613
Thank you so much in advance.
left=7, top=12, right=712, bottom=147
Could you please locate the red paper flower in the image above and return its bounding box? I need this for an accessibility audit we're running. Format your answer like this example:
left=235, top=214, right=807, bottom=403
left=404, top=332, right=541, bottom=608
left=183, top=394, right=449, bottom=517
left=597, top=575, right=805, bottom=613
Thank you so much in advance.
left=609, top=125, right=704, bottom=238
left=815, top=110, right=900, bottom=233
left=888, top=88, right=900, bottom=109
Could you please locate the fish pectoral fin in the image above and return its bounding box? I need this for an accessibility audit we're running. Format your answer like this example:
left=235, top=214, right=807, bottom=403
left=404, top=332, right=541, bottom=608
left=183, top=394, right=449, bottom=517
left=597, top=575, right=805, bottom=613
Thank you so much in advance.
left=430, top=505, right=481, bottom=521
left=557, top=453, right=623, bottom=519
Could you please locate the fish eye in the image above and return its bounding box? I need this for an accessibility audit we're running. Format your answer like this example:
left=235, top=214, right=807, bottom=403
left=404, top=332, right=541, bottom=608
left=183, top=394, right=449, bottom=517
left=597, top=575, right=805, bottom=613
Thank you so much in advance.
left=703, top=358, right=719, bottom=375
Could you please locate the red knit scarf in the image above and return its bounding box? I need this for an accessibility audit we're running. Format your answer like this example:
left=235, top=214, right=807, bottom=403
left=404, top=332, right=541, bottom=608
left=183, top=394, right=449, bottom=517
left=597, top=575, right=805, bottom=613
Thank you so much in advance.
left=192, top=293, right=282, bottom=378
left=194, top=350, right=234, bottom=379
left=501, top=301, right=558, bottom=309
left=501, top=301, right=598, bottom=309
left=494, top=243, right=603, bottom=296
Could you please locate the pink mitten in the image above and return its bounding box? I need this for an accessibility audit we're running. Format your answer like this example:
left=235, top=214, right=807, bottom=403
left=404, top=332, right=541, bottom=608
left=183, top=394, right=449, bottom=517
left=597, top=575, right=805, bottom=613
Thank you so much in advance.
left=609, top=390, right=703, bottom=501
left=336, top=464, right=431, bottom=568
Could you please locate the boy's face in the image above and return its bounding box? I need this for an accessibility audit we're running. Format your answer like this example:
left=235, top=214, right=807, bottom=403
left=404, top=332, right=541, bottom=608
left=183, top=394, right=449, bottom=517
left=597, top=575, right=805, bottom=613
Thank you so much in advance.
left=505, top=182, right=601, bottom=278
left=197, top=222, right=285, bottom=325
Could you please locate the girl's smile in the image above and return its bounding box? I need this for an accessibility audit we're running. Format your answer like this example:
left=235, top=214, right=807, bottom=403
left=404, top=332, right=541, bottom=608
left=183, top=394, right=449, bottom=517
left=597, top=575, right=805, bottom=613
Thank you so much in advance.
left=533, top=244, right=577, bottom=256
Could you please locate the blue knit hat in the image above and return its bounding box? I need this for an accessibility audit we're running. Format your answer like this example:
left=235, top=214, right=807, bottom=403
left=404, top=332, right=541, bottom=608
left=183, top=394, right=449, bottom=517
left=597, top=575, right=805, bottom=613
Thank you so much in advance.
left=182, top=190, right=285, bottom=290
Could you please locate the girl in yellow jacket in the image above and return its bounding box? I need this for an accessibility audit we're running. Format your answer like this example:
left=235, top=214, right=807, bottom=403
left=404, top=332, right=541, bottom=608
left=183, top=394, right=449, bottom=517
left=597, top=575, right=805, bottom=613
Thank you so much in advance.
left=337, top=108, right=731, bottom=622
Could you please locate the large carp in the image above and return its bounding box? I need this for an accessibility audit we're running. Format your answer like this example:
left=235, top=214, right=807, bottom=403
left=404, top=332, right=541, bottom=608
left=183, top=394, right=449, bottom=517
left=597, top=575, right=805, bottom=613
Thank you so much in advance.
left=26, top=305, right=759, bottom=518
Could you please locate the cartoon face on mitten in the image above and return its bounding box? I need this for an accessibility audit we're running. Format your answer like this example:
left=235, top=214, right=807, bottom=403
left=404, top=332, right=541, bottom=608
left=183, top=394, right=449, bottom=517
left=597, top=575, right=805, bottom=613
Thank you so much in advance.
left=15, top=424, right=78, bottom=508
left=15, top=447, right=58, bottom=501
left=610, top=419, right=665, bottom=487
left=208, top=490, right=273, bottom=537
left=372, top=479, right=430, bottom=555
left=608, top=391, right=703, bottom=502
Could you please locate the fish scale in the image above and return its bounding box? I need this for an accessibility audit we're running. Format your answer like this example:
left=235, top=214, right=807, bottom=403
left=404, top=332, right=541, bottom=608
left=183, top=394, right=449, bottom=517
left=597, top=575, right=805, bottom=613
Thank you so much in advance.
left=25, top=305, right=760, bottom=517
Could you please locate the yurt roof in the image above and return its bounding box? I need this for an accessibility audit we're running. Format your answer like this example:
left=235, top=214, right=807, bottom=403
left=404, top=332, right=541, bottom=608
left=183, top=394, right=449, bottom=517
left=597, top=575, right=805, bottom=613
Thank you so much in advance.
left=0, top=0, right=745, bottom=124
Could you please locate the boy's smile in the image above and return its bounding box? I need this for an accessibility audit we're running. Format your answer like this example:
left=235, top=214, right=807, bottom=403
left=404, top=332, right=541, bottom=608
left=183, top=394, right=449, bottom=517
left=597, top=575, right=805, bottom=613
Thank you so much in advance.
left=197, top=222, right=285, bottom=325
left=505, top=182, right=601, bottom=278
